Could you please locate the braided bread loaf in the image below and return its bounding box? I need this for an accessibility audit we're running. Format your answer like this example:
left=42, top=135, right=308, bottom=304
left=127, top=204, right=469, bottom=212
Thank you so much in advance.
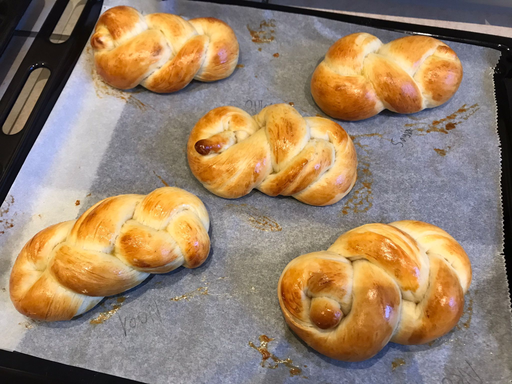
left=187, top=104, right=358, bottom=206
left=311, top=33, right=463, bottom=121
left=10, top=187, right=210, bottom=321
left=278, top=220, right=471, bottom=362
left=90, top=6, right=239, bottom=93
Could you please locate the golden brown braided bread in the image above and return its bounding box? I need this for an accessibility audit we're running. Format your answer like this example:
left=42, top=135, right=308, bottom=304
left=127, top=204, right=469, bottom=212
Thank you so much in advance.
left=311, top=33, right=463, bottom=121
left=278, top=220, right=472, bottom=361
left=10, top=187, right=210, bottom=321
left=187, top=104, right=358, bottom=206
left=91, top=6, right=239, bottom=93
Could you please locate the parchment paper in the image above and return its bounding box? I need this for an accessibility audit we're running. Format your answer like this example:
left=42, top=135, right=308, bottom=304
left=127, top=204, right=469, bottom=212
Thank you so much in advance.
left=0, top=0, right=510, bottom=383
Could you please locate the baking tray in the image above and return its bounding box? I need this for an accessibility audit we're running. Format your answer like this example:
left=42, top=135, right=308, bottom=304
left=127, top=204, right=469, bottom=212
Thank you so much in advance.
left=0, top=0, right=511, bottom=382
left=0, top=0, right=32, bottom=57
left=0, top=0, right=103, bottom=208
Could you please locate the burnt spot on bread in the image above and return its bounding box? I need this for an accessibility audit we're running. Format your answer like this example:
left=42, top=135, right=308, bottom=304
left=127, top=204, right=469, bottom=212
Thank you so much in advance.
left=195, top=139, right=222, bottom=155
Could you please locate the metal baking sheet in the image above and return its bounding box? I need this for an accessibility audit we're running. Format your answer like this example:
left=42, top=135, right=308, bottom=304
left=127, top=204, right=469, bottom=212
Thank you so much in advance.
left=0, top=0, right=510, bottom=382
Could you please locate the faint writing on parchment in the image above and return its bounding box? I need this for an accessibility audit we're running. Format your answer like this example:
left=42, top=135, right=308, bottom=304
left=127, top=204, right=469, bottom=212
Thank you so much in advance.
left=442, top=360, right=483, bottom=384
left=118, top=299, right=162, bottom=337
left=226, top=203, right=282, bottom=232
left=249, top=335, right=307, bottom=379
left=114, top=277, right=228, bottom=336
left=392, top=104, right=480, bottom=149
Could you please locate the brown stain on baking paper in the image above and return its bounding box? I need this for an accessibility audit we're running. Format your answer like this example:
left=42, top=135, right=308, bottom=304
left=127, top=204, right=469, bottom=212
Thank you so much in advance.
left=247, top=20, right=276, bottom=44
left=226, top=204, right=282, bottom=232
left=458, top=292, right=473, bottom=330
left=170, top=286, right=209, bottom=302
left=405, top=104, right=479, bottom=135
left=153, top=171, right=170, bottom=187
left=87, top=45, right=149, bottom=111
left=340, top=134, right=387, bottom=215
left=0, top=195, right=15, bottom=235
left=75, top=200, right=80, bottom=206
left=249, top=335, right=307, bottom=378
left=90, top=297, right=126, bottom=325
left=391, top=358, right=406, bottom=371
left=273, top=53, right=280, bottom=58
left=434, top=148, right=446, bottom=156
left=18, top=321, right=35, bottom=330
left=288, top=102, right=294, bottom=106
left=236, top=64, right=245, bottom=68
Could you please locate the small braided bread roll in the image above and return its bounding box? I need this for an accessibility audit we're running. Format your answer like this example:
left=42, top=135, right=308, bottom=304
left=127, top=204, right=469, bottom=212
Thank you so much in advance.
left=187, top=104, right=358, bottom=206
left=90, top=6, right=239, bottom=93
left=10, top=187, right=210, bottom=321
left=311, top=33, right=463, bottom=121
left=278, top=220, right=472, bottom=362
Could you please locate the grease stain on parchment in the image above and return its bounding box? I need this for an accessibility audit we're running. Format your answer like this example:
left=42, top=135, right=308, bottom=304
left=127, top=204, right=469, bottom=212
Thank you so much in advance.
left=341, top=134, right=385, bottom=215
left=0, top=195, right=15, bottom=235
left=405, top=104, right=480, bottom=135
left=18, top=320, right=36, bottom=330
left=247, top=20, right=276, bottom=44
left=249, top=335, right=307, bottom=378
left=391, top=358, right=406, bottom=371
left=457, top=291, right=474, bottom=330
left=170, top=286, right=209, bottom=302
left=226, top=204, right=282, bottom=232
left=90, top=296, right=126, bottom=325
left=153, top=171, right=170, bottom=187
left=86, top=45, right=149, bottom=111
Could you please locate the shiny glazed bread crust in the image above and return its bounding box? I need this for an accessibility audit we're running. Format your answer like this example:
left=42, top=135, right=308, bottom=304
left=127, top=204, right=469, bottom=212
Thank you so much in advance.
left=187, top=104, right=358, bottom=206
left=311, top=33, right=463, bottom=121
left=10, top=187, right=210, bottom=321
left=90, top=6, right=239, bottom=93
left=278, top=220, right=472, bottom=361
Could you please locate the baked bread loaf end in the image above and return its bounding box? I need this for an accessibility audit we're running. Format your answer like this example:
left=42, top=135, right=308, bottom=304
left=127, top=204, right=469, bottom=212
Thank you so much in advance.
left=91, top=6, right=239, bottom=93
left=278, top=220, right=472, bottom=361
left=10, top=187, right=210, bottom=321
left=311, top=33, right=463, bottom=121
